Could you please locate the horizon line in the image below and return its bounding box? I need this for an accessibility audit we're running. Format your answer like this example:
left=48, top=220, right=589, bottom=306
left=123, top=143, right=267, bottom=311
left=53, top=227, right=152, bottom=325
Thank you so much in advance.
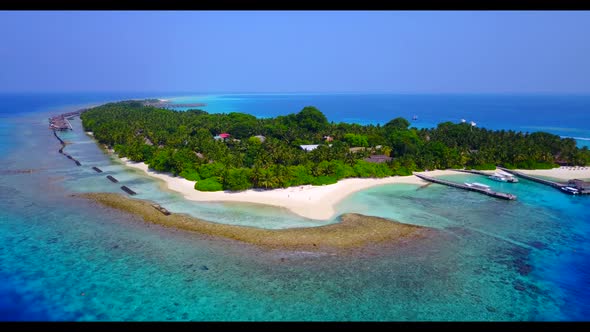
left=2, top=90, right=590, bottom=96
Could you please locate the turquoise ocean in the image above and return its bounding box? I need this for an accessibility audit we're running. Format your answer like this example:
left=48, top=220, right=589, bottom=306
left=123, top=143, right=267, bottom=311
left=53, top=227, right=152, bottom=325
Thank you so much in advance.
left=0, top=92, right=589, bottom=321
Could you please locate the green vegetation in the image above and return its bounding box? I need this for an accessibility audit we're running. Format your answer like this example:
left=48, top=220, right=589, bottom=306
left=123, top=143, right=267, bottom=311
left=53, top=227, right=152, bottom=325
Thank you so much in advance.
left=81, top=100, right=590, bottom=192
left=343, top=133, right=369, bottom=147
left=195, top=177, right=223, bottom=191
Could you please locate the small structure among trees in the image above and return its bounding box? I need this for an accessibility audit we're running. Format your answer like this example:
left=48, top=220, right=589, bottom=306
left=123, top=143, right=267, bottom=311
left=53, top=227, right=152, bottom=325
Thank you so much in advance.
left=364, top=155, right=392, bottom=163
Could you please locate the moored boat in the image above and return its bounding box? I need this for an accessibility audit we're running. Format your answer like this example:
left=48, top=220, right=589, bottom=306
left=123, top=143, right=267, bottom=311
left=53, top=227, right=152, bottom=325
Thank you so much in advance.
left=560, top=186, right=579, bottom=195
left=497, top=170, right=519, bottom=183
left=465, top=182, right=491, bottom=190
left=489, top=173, right=508, bottom=182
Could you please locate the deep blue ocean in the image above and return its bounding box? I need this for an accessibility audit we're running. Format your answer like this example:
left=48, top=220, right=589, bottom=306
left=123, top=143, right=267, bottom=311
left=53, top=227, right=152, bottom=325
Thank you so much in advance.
left=0, top=93, right=589, bottom=321
left=169, top=93, right=590, bottom=148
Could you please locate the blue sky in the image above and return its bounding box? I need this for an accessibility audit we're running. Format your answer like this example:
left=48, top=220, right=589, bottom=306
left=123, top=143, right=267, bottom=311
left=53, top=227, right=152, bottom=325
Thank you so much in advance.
left=1, top=11, right=589, bottom=93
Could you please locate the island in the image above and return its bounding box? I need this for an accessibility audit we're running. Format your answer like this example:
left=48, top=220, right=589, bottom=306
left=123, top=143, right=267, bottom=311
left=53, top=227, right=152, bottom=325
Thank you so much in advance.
left=69, top=100, right=590, bottom=221
left=79, top=100, right=590, bottom=194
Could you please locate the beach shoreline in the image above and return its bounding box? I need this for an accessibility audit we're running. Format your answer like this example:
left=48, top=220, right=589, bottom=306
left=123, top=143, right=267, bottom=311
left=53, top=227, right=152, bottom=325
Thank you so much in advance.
left=117, top=158, right=463, bottom=220
left=114, top=157, right=590, bottom=220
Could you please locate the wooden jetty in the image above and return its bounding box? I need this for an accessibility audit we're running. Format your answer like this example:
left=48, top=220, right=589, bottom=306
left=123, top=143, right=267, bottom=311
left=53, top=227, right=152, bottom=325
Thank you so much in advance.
left=120, top=186, right=137, bottom=195
left=53, top=131, right=81, bottom=166
left=151, top=203, right=171, bottom=216
left=92, top=167, right=103, bottom=173
left=414, top=173, right=517, bottom=200
left=49, top=108, right=92, bottom=168
left=106, top=175, right=119, bottom=183
left=53, top=131, right=65, bottom=144
left=497, top=167, right=563, bottom=188
left=498, top=167, right=589, bottom=195
left=453, top=169, right=493, bottom=176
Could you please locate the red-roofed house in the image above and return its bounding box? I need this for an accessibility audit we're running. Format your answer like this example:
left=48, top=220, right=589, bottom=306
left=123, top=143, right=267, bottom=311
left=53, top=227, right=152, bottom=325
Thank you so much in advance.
left=219, top=133, right=231, bottom=139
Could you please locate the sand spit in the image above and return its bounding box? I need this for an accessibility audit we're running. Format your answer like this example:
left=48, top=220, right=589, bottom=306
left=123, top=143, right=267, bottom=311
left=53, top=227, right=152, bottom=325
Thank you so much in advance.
left=77, top=192, right=427, bottom=251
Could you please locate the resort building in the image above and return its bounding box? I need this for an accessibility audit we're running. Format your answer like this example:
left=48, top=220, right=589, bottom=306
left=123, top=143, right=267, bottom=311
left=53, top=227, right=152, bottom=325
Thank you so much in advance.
left=300, top=144, right=320, bottom=152
left=364, top=154, right=392, bottom=163
left=214, top=133, right=231, bottom=141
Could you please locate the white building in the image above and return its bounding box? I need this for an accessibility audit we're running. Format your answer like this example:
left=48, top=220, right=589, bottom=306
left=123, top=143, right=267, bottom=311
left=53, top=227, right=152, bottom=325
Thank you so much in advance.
left=300, top=144, right=320, bottom=152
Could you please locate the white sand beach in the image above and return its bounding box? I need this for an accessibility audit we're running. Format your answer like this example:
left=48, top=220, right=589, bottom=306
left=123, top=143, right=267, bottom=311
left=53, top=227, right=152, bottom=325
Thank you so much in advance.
left=515, top=167, right=590, bottom=181
left=117, top=158, right=590, bottom=219
left=119, top=158, right=461, bottom=220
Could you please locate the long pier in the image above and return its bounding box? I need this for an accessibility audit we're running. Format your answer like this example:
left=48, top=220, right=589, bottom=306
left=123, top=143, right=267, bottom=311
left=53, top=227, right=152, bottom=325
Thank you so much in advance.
left=53, top=131, right=81, bottom=166
left=497, top=167, right=589, bottom=195
left=452, top=169, right=493, bottom=176
left=49, top=107, right=139, bottom=195
left=414, top=173, right=517, bottom=200
left=497, top=167, right=563, bottom=188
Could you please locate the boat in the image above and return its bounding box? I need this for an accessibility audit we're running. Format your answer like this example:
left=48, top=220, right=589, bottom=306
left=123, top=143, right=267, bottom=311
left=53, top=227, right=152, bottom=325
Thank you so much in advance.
left=497, top=170, right=519, bottom=183
left=488, top=172, right=519, bottom=183
left=465, top=182, right=491, bottom=190
left=489, top=173, right=508, bottom=182
left=412, top=115, right=418, bottom=120
left=472, top=182, right=491, bottom=190
left=560, top=186, right=579, bottom=195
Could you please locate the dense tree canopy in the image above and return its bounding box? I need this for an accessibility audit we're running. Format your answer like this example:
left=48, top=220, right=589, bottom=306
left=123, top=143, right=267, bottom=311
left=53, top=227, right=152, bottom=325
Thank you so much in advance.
left=81, top=100, right=590, bottom=191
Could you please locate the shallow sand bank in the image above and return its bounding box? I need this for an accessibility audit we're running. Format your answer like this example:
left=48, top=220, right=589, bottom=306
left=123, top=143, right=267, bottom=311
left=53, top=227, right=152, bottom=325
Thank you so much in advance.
left=119, top=158, right=461, bottom=220
left=77, top=192, right=427, bottom=251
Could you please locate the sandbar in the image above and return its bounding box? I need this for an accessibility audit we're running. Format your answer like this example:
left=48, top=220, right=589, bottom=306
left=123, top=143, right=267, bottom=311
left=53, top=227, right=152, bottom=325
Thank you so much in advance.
left=77, top=192, right=427, bottom=251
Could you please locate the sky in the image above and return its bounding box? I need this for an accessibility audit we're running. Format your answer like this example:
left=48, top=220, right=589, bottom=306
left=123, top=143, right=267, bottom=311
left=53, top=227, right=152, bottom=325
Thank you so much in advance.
left=1, top=11, right=589, bottom=94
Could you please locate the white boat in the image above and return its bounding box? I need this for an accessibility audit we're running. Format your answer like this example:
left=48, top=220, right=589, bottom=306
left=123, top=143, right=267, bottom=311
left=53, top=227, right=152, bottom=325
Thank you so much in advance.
left=465, top=182, right=491, bottom=190
left=492, top=170, right=519, bottom=183
left=489, top=173, right=508, bottom=182
left=472, top=182, right=491, bottom=190
left=561, top=186, right=579, bottom=195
